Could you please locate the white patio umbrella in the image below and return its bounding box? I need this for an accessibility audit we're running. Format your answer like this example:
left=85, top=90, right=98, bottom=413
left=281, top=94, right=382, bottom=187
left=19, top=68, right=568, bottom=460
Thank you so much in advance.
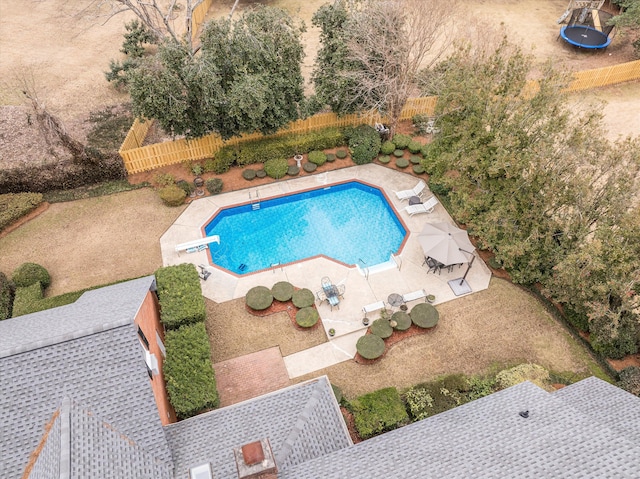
left=417, top=222, right=475, bottom=266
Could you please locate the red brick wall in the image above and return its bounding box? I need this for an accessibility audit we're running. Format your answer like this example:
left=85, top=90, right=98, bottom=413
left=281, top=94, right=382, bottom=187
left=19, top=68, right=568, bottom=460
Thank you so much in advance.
left=134, top=290, right=176, bottom=425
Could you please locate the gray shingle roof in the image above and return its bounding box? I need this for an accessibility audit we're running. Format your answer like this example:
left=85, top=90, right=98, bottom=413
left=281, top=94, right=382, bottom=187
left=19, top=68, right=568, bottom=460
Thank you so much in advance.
left=0, top=276, right=156, bottom=358
left=164, top=376, right=352, bottom=479
left=281, top=379, right=640, bottom=479
left=0, top=325, right=172, bottom=479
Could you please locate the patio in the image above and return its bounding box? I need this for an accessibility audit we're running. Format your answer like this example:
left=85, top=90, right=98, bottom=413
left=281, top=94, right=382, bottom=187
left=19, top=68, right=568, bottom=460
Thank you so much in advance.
left=160, top=164, right=492, bottom=377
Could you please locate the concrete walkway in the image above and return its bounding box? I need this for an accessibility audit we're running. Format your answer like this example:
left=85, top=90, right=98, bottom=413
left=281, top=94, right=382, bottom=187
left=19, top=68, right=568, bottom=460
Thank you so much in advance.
left=161, top=165, right=492, bottom=378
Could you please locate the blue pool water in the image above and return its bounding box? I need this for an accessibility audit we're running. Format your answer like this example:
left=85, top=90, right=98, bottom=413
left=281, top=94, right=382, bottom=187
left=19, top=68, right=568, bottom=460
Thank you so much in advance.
left=203, top=181, right=406, bottom=275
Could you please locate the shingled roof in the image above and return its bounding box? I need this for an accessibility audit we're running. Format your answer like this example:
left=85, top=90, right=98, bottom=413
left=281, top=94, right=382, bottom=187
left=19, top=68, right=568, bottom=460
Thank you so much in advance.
left=164, top=375, right=352, bottom=478
left=0, top=277, right=172, bottom=478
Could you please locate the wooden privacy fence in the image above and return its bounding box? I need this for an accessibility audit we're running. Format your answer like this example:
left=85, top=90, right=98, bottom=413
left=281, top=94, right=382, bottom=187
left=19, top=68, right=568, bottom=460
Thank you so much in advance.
left=119, top=61, right=640, bottom=174
left=119, top=97, right=437, bottom=174
left=191, top=0, right=214, bottom=44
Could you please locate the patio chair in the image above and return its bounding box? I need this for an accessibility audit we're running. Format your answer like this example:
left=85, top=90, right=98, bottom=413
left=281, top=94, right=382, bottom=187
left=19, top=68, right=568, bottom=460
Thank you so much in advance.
left=394, top=180, right=426, bottom=202
left=404, top=196, right=439, bottom=216
left=424, top=256, right=442, bottom=275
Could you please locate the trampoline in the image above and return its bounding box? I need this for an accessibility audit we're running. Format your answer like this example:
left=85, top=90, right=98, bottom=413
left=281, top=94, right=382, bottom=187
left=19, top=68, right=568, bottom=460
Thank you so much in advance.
left=560, top=8, right=615, bottom=49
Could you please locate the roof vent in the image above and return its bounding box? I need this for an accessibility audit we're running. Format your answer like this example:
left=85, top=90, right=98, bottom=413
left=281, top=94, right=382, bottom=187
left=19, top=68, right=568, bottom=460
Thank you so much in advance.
left=519, top=410, right=530, bottom=418
left=234, top=438, right=277, bottom=479
left=189, top=463, right=213, bottom=479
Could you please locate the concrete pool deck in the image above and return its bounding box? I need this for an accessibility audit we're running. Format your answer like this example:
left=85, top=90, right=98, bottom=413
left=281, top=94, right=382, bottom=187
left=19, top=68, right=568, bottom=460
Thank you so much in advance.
left=161, top=164, right=492, bottom=378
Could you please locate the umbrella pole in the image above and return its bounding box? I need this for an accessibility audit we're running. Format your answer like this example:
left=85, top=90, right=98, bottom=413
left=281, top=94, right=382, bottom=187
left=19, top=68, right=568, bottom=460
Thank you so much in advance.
left=459, top=249, right=475, bottom=285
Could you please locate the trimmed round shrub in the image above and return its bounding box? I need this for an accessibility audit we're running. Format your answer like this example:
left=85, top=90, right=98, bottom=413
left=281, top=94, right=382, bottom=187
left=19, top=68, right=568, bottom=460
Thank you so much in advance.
left=287, top=165, right=300, bottom=176
left=378, top=155, right=391, bottom=164
left=396, top=158, right=410, bottom=169
left=205, top=178, right=223, bottom=195
left=392, top=134, right=412, bottom=149
left=264, top=158, right=288, bottom=179
left=159, top=185, right=186, bottom=206
left=370, top=318, right=393, bottom=339
left=271, top=281, right=294, bottom=302
left=176, top=179, right=195, bottom=196
left=242, top=169, right=256, bottom=181
left=410, top=303, right=439, bottom=328
left=12, top=262, right=50, bottom=289
left=380, top=140, right=396, bottom=155
left=326, top=153, right=336, bottom=162
left=303, top=162, right=318, bottom=173
left=308, top=150, right=327, bottom=166
left=296, top=307, right=320, bottom=328
left=356, top=334, right=385, bottom=360
left=391, top=311, right=411, bottom=331
left=413, top=165, right=426, bottom=175
left=410, top=155, right=422, bottom=164
left=245, top=286, right=274, bottom=311
left=393, top=149, right=405, bottom=158
left=256, top=169, right=267, bottom=178
left=292, top=288, right=315, bottom=308
left=335, top=149, right=348, bottom=159
left=408, top=140, right=423, bottom=154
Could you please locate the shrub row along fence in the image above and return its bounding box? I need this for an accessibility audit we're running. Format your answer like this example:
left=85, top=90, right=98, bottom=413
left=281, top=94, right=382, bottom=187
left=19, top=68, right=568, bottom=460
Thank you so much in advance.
left=119, top=60, right=640, bottom=175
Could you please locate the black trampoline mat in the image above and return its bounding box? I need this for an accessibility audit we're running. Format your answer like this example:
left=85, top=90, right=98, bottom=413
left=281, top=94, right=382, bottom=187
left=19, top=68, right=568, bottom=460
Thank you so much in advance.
left=563, top=26, right=608, bottom=47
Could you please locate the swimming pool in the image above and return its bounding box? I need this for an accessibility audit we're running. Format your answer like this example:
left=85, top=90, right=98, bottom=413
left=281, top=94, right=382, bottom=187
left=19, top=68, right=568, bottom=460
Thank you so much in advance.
left=203, top=181, right=406, bottom=275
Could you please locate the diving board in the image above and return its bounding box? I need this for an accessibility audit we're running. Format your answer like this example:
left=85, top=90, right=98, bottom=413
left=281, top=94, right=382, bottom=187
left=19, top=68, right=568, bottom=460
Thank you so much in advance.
left=175, top=235, right=220, bottom=254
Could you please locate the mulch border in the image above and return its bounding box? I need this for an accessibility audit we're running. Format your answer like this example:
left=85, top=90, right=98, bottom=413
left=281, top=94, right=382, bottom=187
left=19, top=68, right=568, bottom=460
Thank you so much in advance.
left=245, top=299, right=323, bottom=332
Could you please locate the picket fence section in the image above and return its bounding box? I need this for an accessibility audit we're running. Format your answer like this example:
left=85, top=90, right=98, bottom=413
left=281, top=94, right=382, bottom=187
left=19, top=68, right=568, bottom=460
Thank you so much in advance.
left=191, top=0, right=214, bottom=43
left=119, top=61, right=639, bottom=174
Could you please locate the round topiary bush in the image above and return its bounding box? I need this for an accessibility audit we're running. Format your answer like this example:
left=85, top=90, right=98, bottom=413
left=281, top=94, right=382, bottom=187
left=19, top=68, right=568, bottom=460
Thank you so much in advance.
left=410, top=303, right=439, bottom=328
left=287, top=165, right=300, bottom=176
left=205, top=178, right=224, bottom=195
left=408, top=140, right=423, bottom=154
left=242, top=169, right=257, bottom=181
left=392, top=134, right=412, bottom=149
left=292, top=288, right=315, bottom=308
left=391, top=311, right=411, bottom=331
left=271, top=281, right=294, bottom=302
left=303, top=162, right=317, bottom=173
left=370, top=318, right=393, bottom=339
left=410, top=155, right=422, bottom=164
left=159, top=185, right=187, bottom=206
left=326, top=153, right=336, bottom=162
left=380, top=140, right=396, bottom=155
left=264, top=158, right=288, bottom=179
left=396, top=158, right=410, bottom=169
left=413, top=165, right=426, bottom=175
left=378, top=155, right=391, bottom=164
left=308, top=150, right=327, bottom=166
left=356, top=334, right=385, bottom=360
left=335, top=149, right=348, bottom=159
left=246, top=286, right=274, bottom=311
left=296, top=307, right=320, bottom=328
left=12, top=262, right=51, bottom=289
left=256, top=169, right=267, bottom=178
left=393, top=149, right=405, bottom=158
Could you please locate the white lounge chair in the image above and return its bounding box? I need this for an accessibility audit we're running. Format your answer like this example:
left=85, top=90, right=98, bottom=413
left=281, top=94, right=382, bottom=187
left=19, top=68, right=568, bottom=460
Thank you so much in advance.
left=404, top=196, right=439, bottom=216
left=394, top=180, right=426, bottom=202
left=402, top=289, right=427, bottom=303
left=362, top=300, right=386, bottom=318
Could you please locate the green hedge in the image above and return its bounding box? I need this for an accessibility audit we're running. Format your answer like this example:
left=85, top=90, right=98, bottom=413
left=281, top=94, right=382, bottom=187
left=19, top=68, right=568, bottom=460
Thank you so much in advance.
left=12, top=263, right=51, bottom=289
left=346, top=125, right=381, bottom=165
left=155, top=264, right=206, bottom=330
left=163, top=322, right=219, bottom=419
left=0, top=272, right=14, bottom=320
left=11, top=282, right=44, bottom=317
left=351, top=387, right=409, bottom=439
left=0, top=193, right=44, bottom=232
left=213, top=127, right=345, bottom=168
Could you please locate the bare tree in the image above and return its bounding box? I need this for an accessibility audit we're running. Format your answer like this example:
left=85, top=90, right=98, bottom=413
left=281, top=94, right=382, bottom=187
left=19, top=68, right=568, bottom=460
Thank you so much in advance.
left=316, top=0, right=458, bottom=137
left=82, top=0, right=204, bottom=52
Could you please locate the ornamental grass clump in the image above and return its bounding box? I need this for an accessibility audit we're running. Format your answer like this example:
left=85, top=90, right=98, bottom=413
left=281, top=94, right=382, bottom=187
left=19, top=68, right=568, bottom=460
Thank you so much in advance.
left=356, top=334, right=385, bottom=360
left=271, top=281, right=294, bottom=302
left=292, top=288, right=315, bottom=308
left=245, top=286, right=274, bottom=311
left=296, top=307, right=319, bottom=328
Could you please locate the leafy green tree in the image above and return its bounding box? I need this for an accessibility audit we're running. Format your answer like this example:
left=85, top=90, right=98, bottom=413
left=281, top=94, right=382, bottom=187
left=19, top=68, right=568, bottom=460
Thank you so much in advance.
left=611, top=0, right=640, bottom=55
left=105, top=20, right=157, bottom=90
left=311, top=0, right=455, bottom=136
left=127, top=6, right=306, bottom=139
left=424, top=39, right=640, bottom=284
